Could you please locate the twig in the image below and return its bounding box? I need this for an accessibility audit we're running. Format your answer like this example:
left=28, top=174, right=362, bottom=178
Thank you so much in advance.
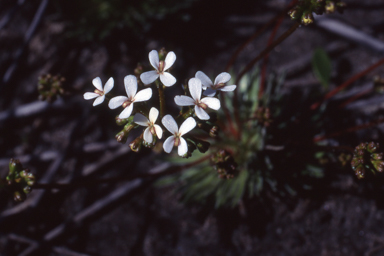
left=1, top=0, right=49, bottom=87
left=34, top=155, right=210, bottom=190
left=0, top=0, right=26, bottom=31
left=9, top=233, right=91, bottom=256
left=315, top=16, right=384, bottom=53
left=0, top=99, right=66, bottom=122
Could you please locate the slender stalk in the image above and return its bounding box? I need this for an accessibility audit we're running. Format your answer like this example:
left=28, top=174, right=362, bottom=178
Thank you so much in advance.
left=311, top=57, right=384, bottom=110
left=219, top=92, right=239, bottom=138
left=259, top=16, right=284, bottom=100
left=231, top=22, right=300, bottom=139
left=235, top=22, right=300, bottom=86
left=224, top=0, right=298, bottom=72
left=156, top=80, right=166, bottom=119
left=313, top=117, right=384, bottom=143
left=338, top=88, right=373, bottom=109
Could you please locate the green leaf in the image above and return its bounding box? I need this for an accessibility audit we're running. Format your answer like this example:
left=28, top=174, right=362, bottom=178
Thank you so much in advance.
left=312, top=48, right=332, bottom=89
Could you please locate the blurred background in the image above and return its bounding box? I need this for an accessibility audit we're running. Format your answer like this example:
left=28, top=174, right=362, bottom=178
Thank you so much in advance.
left=1, top=0, right=384, bottom=255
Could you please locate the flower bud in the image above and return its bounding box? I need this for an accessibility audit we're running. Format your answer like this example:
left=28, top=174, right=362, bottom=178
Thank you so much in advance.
left=209, top=126, right=219, bottom=138
left=129, top=134, right=143, bottom=152
left=325, top=2, right=335, bottom=13
left=116, top=115, right=134, bottom=126
left=115, top=124, right=135, bottom=144
left=302, top=11, right=314, bottom=25
left=195, top=139, right=210, bottom=154
left=6, top=159, right=35, bottom=202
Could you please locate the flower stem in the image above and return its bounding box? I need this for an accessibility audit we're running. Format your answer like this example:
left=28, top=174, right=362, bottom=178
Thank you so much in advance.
left=156, top=80, right=166, bottom=119
left=235, top=22, right=300, bottom=86
left=311, top=57, right=384, bottom=110
left=259, top=16, right=284, bottom=100
left=225, top=0, right=298, bottom=72
left=313, top=117, right=384, bottom=142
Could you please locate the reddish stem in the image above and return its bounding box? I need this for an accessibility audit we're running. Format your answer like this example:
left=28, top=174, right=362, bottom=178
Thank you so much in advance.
left=219, top=93, right=239, bottom=137
left=311, top=57, right=384, bottom=110
left=259, top=16, right=284, bottom=100
left=338, top=88, right=373, bottom=109
left=224, top=0, right=298, bottom=72
left=313, top=117, right=384, bottom=143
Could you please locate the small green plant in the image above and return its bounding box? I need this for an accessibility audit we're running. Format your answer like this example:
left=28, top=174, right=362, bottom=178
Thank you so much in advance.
left=1, top=159, right=35, bottom=202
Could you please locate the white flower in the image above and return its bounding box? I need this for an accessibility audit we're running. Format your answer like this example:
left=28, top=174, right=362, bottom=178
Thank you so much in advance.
left=108, top=75, right=152, bottom=119
left=174, top=78, right=220, bottom=120
left=140, top=50, right=177, bottom=87
left=133, top=107, right=163, bottom=144
left=84, top=77, right=114, bottom=106
left=162, top=115, right=196, bottom=156
left=195, top=71, right=237, bottom=97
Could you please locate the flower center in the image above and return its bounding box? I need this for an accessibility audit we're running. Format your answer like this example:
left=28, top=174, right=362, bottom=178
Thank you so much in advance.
left=158, top=60, right=165, bottom=73
left=149, top=125, right=156, bottom=135
left=213, top=82, right=225, bottom=89
left=94, top=89, right=104, bottom=96
left=197, top=101, right=208, bottom=110
left=122, top=98, right=134, bottom=108
left=174, top=134, right=181, bottom=147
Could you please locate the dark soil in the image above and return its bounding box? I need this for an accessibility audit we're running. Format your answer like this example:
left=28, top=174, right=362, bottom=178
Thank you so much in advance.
left=1, top=0, right=384, bottom=255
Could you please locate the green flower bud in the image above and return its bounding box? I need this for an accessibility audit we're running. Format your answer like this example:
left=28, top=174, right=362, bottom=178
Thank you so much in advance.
left=115, top=123, right=135, bottom=144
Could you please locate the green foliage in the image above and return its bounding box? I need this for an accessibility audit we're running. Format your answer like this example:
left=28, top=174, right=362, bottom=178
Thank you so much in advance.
left=56, top=0, right=197, bottom=42
left=158, top=68, right=331, bottom=208
left=312, top=48, right=332, bottom=89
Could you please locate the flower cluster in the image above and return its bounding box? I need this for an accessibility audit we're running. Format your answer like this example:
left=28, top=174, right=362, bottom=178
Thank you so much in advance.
left=84, top=49, right=237, bottom=157
left=288, top=0, right=347, bottom=25
left=351, top=142, right=384, bottom=179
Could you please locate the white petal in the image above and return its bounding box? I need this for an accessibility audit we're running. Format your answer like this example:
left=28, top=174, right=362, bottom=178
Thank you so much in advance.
left=149, top=107, right=159, bottom=123
left=163, top=136, right=175, bottom=153
left=140, top=71, right=159, bottom=85
left=93, top=95, right=105, bottom=106
left=143, top=127, right=153, bottom=144
left=134, top=88, right=152, bottom=102
left=201, top=97, right=221, bottom=110
left=149, top=50, right=159, bottom=70
left=219, top=85, right=237, bottom=92
left=214, top=72, right=231, bottom=85
left=188, top=78, right=202, bottom=101
left=84, top=92, right=99, bottom=100
left=164, top=51, right=176, bottom=71
left=194, top=106, right=210, bottom=120
left=161, top=115, right=178, bottom=134
left=124, top=75, right=137, bottom=98
left=108, top=96, right=128, bottom=109
left=179, top=117, right=196, bottom=136
left=203, top=88, right=217, bottom=97
left=133, top=113, right=149, bottom=126
left=160, top=72, right=176, bottom=87
left=92, top=77, right=103, bottom=91
left=178, top=137, right=188, bottom=156
left=195, top=71, right=213, bottom=89
left=174, top=95, right=195, bottom=106
left=118, top=104, right=134, bottom=119
left=154, top=124, right=163, bottom=139
left=104, top=77, right=114, bottom=94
